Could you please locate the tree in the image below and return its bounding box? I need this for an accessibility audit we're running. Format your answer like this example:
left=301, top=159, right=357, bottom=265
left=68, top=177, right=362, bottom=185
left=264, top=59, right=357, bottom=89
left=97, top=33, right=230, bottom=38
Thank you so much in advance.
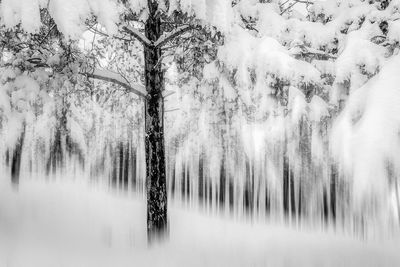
left=0, top=0, right=233, bottom=242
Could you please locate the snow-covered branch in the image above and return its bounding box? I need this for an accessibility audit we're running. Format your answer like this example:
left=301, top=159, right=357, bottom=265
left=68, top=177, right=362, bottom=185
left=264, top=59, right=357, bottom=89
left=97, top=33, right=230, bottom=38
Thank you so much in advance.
left=124, top=24, right=196, bottom=48
left=84, top=69, right=147, bottom=98
left=123, top=26, right=152, bottom=47
left=154, top=25, right=193, bottom=48
left=280, top=0, right=313, bottom=15
left=290, top=46, right=337, bottom=60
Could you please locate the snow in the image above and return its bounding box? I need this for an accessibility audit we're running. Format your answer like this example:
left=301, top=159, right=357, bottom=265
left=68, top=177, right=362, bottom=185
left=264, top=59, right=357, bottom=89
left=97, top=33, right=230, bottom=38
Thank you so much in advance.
left=0, top=177, right=399, bottom=267
left=331, top=54, right=400, bottom=206
left=48, top=0, right=119, bottom=38
left=2, top=1, right=400, bottom=265
left=0, top=0, right=119, bottom=37
left=288, top=86, right=307, bottom=124
left=309, top=95, right=329, bottom=122
left=169, top=0, right=234, bottom=32
left=217, top=27, right=321, bottom=87
left=335, top=22, right=385, bottom=87
left=0, top=0, right=43, bottom=33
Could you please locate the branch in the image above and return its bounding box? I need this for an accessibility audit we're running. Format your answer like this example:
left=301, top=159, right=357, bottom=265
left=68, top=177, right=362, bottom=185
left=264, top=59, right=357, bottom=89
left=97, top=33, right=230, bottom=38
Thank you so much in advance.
left=162, top=90, right=175, bottom=98
left=280, top=1, right=298, bottom=15
left=154, top=25, right=193, bottom=48
left=280, top=0, right=313, bottom=15
left=39, top=24, right=56, bottom=45
left=290, top=46, right=337, bottom=60
left=240, top=15, right=259, bottom=33
left=165, top=108, right=180, bottom=113
left=88, top=26, right=132, bottom=42
left=123, top=26, right=152, bottom=47
left=83, top=69, right=147, bottom=98
left=292, top=0, right=313, bottom=4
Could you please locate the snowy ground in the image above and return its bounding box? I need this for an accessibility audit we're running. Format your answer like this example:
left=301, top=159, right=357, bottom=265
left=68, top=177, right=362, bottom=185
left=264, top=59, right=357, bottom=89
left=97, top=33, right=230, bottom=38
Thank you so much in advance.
left=0, top=178, right=399, bottom=267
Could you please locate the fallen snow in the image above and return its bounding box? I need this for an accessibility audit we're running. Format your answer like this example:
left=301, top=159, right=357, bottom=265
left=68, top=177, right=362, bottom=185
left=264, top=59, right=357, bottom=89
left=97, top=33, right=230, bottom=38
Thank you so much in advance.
left=0, top=178, right=399, bottom=267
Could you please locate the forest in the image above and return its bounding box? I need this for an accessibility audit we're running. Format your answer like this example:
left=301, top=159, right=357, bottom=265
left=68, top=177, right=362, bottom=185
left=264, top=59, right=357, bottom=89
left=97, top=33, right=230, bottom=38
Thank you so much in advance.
left=1, top=0, right=400, bottom=266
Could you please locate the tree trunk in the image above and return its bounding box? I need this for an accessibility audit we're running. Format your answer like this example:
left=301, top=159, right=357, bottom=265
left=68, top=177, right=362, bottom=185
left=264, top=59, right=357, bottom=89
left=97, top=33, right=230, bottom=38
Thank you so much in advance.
left=198, top=152, right=204, bottom=201
left=330, top=164, right=337, bottom=224
left=283, top=153, right=290, bottom=216
left=144, top=0, right=168, bottom=243
left=11, top=124, right=25, bottom=185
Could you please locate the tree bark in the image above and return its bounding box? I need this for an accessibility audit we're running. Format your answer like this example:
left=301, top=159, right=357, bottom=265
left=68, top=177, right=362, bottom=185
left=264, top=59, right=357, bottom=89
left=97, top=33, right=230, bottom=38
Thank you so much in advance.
left=144, top=0, right=168, bottom=243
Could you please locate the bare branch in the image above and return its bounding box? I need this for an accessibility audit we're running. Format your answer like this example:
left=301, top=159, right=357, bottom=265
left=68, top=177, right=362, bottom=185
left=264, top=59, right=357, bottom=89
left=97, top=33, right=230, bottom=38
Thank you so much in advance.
left=162, top=90, right=175, bottom=98
left=165, top=108, right=180, bottom=113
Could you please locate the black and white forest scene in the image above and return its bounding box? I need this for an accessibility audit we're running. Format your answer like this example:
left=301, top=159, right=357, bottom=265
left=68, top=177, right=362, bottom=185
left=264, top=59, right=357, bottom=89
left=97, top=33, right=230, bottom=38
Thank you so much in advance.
left=1, top=0, right=400, bottom=266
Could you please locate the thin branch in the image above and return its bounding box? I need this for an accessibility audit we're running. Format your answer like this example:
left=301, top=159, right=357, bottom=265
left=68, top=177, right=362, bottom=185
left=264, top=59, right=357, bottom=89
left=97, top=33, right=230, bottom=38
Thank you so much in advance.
left=279, top=0, right=291, bottom=8
left=162, top=90, right=175, bottom=98
left=240, top=15, right=259, bottom=33
left=165, top=108, right=180, bottom=113
left=280, top=0, right=313, bottom=15
left=280, top=1, right=298, bottom=15
left=39, top=24, right=56, bottom=45
left=295, top=0, right=313, bottom=4
left=88, top=26, right=132, bottom=42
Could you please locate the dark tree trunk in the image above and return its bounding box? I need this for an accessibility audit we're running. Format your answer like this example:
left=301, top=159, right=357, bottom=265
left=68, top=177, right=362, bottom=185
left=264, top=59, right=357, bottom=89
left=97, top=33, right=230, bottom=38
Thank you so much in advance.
left=204, top=172, right=209, bottom=205
left=144, top=0, right=168, bottom=243
left=228, top=179, right=234, bottom=211
left=181, top=163, right=186, bottom=199
left=265, top=184, right=271, bottom=214
left=330, top=164, right=337, bottom=223
left=323, top=187, right=329, bottom=224
left=11, top=124, right=25, bottom=185
left=290, top=171, right=296, bottom=218
left=111, top=146, right=117, bottom=186
left=244, top=159, right=254, bottom=213
left=123, top=144, right=130, bottom=189
left=119, top=142, right=124, bottom=188
left=131, top=145, right=137, bottom=190
left=198, top=153, right=204, bottom=201
left=170, top=162, right=175, bottom=195
left=219, top=155, right=226, bottom=208
left=46, top=125, right=64, bottom=175
left=298, top=183, right=302, bottom=219
left=283, top=154, right=290, bottom=216
left=186, top=165, right=190, bottom=199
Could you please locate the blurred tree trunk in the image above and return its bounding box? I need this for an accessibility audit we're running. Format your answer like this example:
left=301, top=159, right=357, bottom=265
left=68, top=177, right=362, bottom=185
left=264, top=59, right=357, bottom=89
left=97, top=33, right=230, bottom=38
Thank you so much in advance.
left=11, top=123, right=26, bottom=185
